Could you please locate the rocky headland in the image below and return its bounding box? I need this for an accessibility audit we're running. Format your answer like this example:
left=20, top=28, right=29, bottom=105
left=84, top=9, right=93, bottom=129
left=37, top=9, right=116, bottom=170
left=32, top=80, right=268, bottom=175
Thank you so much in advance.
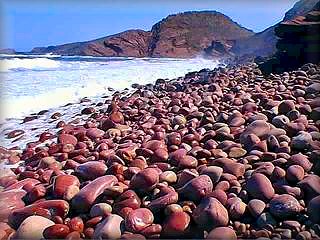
left=25, top=0, right=319, bottom=60
left=30, top=11, right=253, bottom=58
left=0, top=61, right=320, bottom=239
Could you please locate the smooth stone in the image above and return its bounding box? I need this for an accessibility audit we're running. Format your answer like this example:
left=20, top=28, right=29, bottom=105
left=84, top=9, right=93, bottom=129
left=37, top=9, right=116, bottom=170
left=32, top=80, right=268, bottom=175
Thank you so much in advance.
left=269, top=194, right=302, bottom=219
left=229, top=200, right=246, bottom=220
left=278, top=100, right=295, bottom=115
left=291, top=132, right=313, bottom=150
left=241, top=120, right=270, bottom=138
left=206, top=227, right=237, bottom=240
left=75, top=161, right=108, bottom=180
left=286, top=165, right=305, bottom=182
left=272, top=115, right=290, bottom=128
left=93, top=214, right=124, bottom=239
left=162, top=212, right=190, bottom=237
left=178, top=175, right=213, bottom=202
left=159, top=171, right=177, bottom=183
left=58, top=134, right=77, bottom=146
left=125, top=208, right=154, bottom=233
left=43, top=224, right=70, bottom=239
left=240, top=133, right=260, bottom=150
left=86, top=128, right=105, bottom=139
left=12, top=216, right=54, bottom=240
left=130, top=168, right=159, bottom=193
left=192, top=197, right=229, bottom=230
left=228, top=147, right=247, bottom=158
left=248, top=199, right=266, bottom=218
left=52, top=175, right=80, bottom=200
left=296, top=231, right=312, bottom=240
left=199, top=166, right=223, bottom=184
left=288, top=153, right=312, bottom=172
left=246, top=173, right=275, bottom=201
left=306, top=83, right=320, bottom=94
left=307, top=196, right=320, bottom=223
left=90, top=203, right=112, bottom=217
left=257, top=212, right=277, bottom=228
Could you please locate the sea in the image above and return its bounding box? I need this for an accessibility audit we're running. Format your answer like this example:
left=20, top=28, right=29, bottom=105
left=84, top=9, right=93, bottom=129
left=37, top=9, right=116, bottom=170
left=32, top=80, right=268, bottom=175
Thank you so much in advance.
left=0, top=54, right=219, bottom=149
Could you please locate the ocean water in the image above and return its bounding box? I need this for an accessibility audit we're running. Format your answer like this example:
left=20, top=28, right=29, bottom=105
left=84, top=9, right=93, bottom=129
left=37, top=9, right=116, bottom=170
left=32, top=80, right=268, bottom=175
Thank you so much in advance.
left=0, top=54, right=219, bottom=148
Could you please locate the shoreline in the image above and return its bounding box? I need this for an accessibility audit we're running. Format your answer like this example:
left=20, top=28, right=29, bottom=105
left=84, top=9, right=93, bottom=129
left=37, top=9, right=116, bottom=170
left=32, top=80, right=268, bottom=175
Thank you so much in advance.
left=0, top=56, right=222, bottom=150
left=0, top=61, right=320, bottom=239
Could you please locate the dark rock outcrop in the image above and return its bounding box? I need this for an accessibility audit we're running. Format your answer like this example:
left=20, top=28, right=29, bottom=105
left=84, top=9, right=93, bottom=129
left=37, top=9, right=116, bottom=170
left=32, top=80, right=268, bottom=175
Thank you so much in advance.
left=259, top=10, right=320, bottom=74
left=231, top=0, right=320, bottom=58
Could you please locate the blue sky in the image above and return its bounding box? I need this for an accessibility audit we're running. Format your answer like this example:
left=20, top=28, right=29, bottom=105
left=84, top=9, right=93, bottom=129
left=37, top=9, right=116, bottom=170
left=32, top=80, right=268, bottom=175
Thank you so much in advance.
left=1, top=0, right=298, bottom=52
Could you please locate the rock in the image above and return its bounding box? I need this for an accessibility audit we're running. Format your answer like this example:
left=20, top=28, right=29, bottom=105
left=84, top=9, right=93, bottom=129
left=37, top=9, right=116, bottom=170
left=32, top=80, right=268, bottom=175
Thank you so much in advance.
left=246, top=173, right=275, bottom=201
left=296, top=231, right=312, bottom=240
left=311, top=107, right=320, bottom=121
left=130, top=168, right=160, bottom=193
left=212, top=158, right=245, bottom=178
left=307, top=196, right=320, bottom=223
left=8, top=200, right=69, bottom=229
left=228, top=147, right=247, bottom=158
left=291, top=131, right=313, bottom=150
left=52, top=175, right=80, bottom=200
left=90, top=203, right=112, bottom=217
left=192, top=197, right=229, bottom=230
left=269, top=194, right=302, bottom=219
left=58, top=134, right=77, bottom=146
left=159, top=171, right=177, bottom=183
left=125, top=208, right=154, bottom=233
left=86, top=128, right=105, bottom=139
left=206, top=227, right=237, bottom=240
left=75, top=161, right=108, bottom=180
left=178, top=175, right=213, bottom=202
left=306, top=83, right=320, bottom=94
left=162, top=212, right=190, bottom=237
left=287, top=165, right=305, bottom=182
left=240, top=120, right=270, bottom=140
left=93, top=214, right=124, bottom=239
left=72, top=175, right=118, bottom=213
left=257, top=212, right=277, bottom=228
left=0, top=190, right=26, bottom=222
left=113, top=190, right=141, bottom=213
left=288, top=153, right=312, bottom=172
left=43, top=224, right=70, bottom=239
left=6, top=130, right=24, bottom=139
left=248, top=199, right=266, bottom=218
left=229, top=200, right=247, bottom=219
left=199, top=166, right=223, bottom=184
left=12, top=216, right=55, bottom=240
left=278, top=100, right=295, bottom=115
left=272, top=115, right=290, bottom=128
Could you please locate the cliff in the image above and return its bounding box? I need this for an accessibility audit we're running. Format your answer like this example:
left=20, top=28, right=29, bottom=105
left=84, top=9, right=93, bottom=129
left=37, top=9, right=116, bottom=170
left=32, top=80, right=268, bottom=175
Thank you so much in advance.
left=31, top=30, right=151, bottom=57
left=147, top=11, right=253, bottom=58
left=30, top=11, right=253, bottom=58
left=258, top=9, right=320, bottom=74
left=231, top=0, right=320, bottom=58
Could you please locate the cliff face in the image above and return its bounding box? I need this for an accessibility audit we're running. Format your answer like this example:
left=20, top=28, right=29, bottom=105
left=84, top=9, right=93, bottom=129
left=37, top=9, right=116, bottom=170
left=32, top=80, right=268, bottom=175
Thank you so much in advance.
left=0, top=48, right=16, bottom=54
left=31, top=11, right=253, bottom=58
left=258, top=9, right=320, bottom=74
left=148, top=11, right=253, bottom=58
left=31, top=30, right=152, bottom=57
left=231, top=0, right=320, bottom=58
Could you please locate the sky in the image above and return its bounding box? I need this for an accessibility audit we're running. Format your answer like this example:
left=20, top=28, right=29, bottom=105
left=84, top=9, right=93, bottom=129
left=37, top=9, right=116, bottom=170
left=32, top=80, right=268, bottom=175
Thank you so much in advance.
left=1, top=0, right=298, bottom=52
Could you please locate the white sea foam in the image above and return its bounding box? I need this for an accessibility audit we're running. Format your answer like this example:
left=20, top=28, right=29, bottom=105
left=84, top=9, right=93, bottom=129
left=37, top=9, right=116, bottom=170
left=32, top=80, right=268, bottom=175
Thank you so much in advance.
left=0, top=56, right=220, bottom=121
left=0, top=55, right=221, bottom=149
left=0, top=57, right=61, bottom=72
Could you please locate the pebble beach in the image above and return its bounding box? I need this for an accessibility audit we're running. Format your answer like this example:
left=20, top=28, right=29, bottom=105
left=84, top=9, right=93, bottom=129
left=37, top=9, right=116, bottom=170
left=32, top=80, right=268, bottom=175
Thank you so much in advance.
left=0, top=61, right=320, bottom=239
